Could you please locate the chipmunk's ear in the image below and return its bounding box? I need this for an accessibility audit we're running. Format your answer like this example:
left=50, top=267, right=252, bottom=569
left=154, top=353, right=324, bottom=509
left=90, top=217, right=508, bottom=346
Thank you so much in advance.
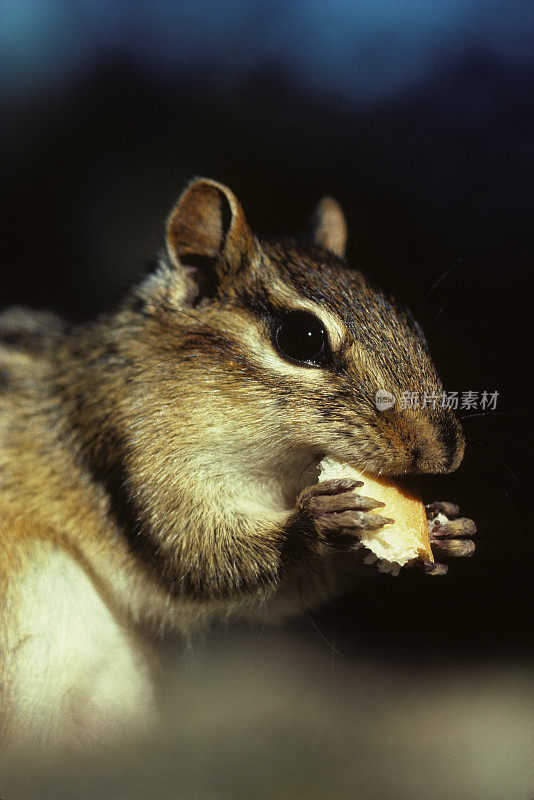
left=310, top=196, right=347, bottom=258
left=166, top=178, right=259, bottom=296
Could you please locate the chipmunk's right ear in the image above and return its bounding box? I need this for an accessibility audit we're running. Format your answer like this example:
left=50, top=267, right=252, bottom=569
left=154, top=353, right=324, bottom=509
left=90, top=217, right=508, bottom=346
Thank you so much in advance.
left=310, top=196, right=347, bottom=258
left=166, top=178, right=259, bottom=297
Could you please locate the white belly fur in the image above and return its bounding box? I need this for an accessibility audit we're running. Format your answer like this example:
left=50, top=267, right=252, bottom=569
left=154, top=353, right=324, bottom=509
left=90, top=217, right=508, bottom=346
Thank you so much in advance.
left=1, top=543, right=156, bottom=750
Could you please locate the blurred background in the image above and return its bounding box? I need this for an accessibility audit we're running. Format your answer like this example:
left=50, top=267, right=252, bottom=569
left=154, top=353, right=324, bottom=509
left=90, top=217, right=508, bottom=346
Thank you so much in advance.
left=1, top=1, right=533, bottom=797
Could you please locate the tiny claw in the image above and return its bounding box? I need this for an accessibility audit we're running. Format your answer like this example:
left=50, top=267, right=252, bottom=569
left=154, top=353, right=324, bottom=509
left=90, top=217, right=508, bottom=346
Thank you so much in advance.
left=371, top=515, right=394, bottom=527
left=319, top=478, right=364, bottom=493
left=325, top=511, right=395, bottom=531
left=302, top=478, right=365, bottom=500
left=432, top=518, right=477, bottom=539
left=358, top=497, right=386, bottom=511
left=344, top=512, right=394, bottom=530
left=420, top=560, right=449, bottom=576
left=432, top=539, right=476, bottom=559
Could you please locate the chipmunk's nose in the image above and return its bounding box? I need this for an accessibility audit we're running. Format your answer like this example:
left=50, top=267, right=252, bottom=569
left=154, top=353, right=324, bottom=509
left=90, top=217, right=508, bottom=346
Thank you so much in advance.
left=411, top=413, right=465, bottom=474
left=374, top=404, right=465, bottom=475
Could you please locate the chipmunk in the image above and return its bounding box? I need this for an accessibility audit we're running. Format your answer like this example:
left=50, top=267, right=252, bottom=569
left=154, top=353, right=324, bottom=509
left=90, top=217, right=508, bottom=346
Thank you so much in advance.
left=0, top=178, right=476, bottom=750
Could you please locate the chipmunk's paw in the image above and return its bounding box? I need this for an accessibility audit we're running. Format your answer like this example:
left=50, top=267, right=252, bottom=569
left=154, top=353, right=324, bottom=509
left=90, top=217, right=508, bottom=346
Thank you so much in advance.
left=421, top=501, right=476, bottom=576
left=298, top=479, right=393, bottom=554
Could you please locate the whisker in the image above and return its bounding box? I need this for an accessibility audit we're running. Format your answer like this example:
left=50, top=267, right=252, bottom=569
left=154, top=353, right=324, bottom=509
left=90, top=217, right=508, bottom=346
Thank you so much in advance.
left=465, top=435, right=526, bottom=539
left=419, top=257, right=464, bottom=316
left=297, top=454, right=323, bottom=492
left=306, top=611, right=345, bottom=659
left=466, top=435, right=521, bottom=488
left=127, top=352, right=208, bottom=382
left=428, top=304, right=445, bottom=332
left=463, top=412, right=528, bottom=422
left=433, top=321, right=477, bottom=346
left=478, top=430, right=534, bottom=457
left=149, top=302, right=234, bottom=337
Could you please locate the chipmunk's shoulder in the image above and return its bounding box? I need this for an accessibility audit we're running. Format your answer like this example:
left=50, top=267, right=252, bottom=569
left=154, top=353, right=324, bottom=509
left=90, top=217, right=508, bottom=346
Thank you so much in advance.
left=0, top=307, right=67, bottom=353
left=0, top=307, right=67, bottom=394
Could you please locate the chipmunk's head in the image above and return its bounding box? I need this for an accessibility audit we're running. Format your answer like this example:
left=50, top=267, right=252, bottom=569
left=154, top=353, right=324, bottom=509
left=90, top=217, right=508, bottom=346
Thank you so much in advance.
left=131, top=178, right=464, bottom=488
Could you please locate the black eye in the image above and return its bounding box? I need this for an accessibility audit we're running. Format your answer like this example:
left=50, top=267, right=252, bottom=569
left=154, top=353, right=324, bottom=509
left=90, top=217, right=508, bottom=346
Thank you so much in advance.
left=274, top=310, right=329, bottom=366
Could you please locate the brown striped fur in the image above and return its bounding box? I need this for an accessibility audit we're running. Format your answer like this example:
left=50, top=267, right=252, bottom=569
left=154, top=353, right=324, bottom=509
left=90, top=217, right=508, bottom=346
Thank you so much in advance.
left=0, top=178, right=464, bottom=748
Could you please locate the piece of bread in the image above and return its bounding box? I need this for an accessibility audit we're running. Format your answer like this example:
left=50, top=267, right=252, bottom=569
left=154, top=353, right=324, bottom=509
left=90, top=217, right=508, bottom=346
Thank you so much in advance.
left=318, top=458, right=433, bottom=574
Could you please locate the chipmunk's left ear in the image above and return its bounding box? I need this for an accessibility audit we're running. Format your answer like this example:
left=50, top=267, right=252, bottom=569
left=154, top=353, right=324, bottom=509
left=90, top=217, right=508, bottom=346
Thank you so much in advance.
left=166, top=178, right=259, bottom=297
left=310, top=196, right=347, bottom=258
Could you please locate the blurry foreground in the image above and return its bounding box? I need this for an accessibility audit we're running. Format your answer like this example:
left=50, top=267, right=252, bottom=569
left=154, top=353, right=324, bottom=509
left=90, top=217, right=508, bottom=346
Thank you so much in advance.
left=1, top=627, right=533, bottom=800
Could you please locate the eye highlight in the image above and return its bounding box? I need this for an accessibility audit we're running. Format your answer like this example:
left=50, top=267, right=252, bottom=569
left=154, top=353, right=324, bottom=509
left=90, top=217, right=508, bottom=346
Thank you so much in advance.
left=274, top=310, right=330, bottom=367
